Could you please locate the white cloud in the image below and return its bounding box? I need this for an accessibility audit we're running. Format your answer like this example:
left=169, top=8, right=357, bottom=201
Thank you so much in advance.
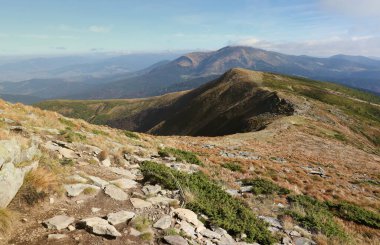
left=320, top=0, right=380, bottom=18
left=89, top=25, right=111, bottom=33
left=231, top=35, right=380, bottom=57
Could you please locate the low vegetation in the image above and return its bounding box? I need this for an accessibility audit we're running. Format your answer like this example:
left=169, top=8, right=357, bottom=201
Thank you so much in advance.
left=124, top=130, right=140, bottom=139
left=221, top=162, right=243, bottom=172
left=241, top=178, right=290, bottom=195
left=132, top=216, right=151, bottom=232
left=285, top=195, right=380, bottom=241
left=158, top=147, right=203, bottom=166
left=59, top=127, right=86, bottom=143
left=140, top=161, right=274, bottom=244
left=0, top=208, right=15, bottom=234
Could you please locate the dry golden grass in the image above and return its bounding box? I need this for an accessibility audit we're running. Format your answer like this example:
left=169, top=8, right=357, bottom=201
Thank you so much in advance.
left=0, top=208, right=16, bottom=235
left=97, top=150, right=109, bottom=161
left=24, top=168, right=59, bottom=193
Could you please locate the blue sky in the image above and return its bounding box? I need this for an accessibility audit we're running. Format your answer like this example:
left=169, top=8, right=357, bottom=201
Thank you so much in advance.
left=0, top=0, right=380, bottom=56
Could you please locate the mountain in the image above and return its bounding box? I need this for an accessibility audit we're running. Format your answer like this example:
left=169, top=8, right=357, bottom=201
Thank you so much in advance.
left=70, top=46, right=380, bottom=99
left=0, top=93, right=42, bottom=104
left=0, top=52, right=181, bottom=82
left=2, top=69, right=380, bottom=244
left=37, top=68, right=380, bottom=148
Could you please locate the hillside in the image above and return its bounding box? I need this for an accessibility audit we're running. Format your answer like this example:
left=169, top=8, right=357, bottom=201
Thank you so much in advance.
left=71, top=46, right=380, bottom=99
left=1, top=76, right=380, bottom=244
left=37, top=68, right=380, bottom=151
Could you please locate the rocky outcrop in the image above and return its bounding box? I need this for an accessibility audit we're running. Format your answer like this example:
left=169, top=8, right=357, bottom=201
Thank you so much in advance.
left=0, top=139, right=39, bottom=208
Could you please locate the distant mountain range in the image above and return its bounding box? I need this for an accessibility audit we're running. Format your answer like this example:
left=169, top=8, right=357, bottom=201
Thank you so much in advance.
left=69, top=46, right=380, bottom=99
left=1, top=46, right=380, bottom=104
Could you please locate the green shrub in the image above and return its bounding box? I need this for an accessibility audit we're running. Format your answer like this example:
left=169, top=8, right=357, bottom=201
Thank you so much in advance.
left=158, top=148, right=203, bottom=166
left=59, top=128, right=86, bottom=142
left=124, top=130, right=140, bottom=139
left=241, top=178, right=290, bottom=195
left=140, top=161, right=274, bottom=244
left=326, top=201, right=380, bottom=229
left=58, top=117, right=76, bottom=127
left=222, top=162, right=243, bottom=172
left=285, top=195, right=347, bottom=239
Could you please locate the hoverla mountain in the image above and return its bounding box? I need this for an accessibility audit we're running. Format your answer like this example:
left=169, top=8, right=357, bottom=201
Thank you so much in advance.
left=70, top=46, right=380, bottom=100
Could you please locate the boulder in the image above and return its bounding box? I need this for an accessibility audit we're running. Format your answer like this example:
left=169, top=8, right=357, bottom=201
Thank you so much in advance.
left=178, top=220, right=196, bottom=238
left=108, top=167, right=136, bottom=179
left=163, top=235, right=188, bottom=245
left=104, top=184, right=129, bottom=201
left=88, top=176, right=109, bottom=188
left=153, top=215, right=172, bottom=230
left=142, top=184, right=161, bottom=196
left=78, top=217, right=121, bottom=237
left=0, top=161, right=38, bottom=208
left=107, top=210, right=135, bottom=225
left=199, top=228, right=222, bottom=239
left=43, top=215, right=75, bottom=230
left=130, top=198, right=152, bottom=209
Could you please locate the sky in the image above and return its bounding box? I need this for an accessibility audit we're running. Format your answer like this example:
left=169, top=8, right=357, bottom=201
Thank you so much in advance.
left=0, top=0, right=380, bottom=57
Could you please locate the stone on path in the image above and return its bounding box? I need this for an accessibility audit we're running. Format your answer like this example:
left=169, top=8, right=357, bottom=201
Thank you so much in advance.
left=153, top=215, right=172, bottom=230
left=130, top=198, right=152, bottom=209
left=48, top=234, right=68, bottom=240
left=110, top=178, right=138, bottom=189
left=107, top=210, right=136, bottom=225
left=43, top=215, right=75, bottom=230
left=104, top=184, right=129, bottom=201
left=78, top=217, right=121, bottom=237
left=163, top=235, right=188, bottom=245
left=64, top=184, right=100, bottom=197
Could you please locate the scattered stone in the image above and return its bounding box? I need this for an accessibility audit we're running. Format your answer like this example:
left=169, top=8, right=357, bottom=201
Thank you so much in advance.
left=43, top=215, right=75, bottom=230
left=104, top=185, right=129, bottom=201
left=270, top=157, right=287, bottom=164
left=147, top=196, right=178, bottom=205
left=107, top=210, right=135, bottom=225
left=199, top=228, right=222, bottom=239
left=108, top=167, right=136, bottom=179
left=49, top=197, right=55, bottom=204
left=178, top=220, right=196, bottom=238
left=226, top=189, right=240, bottom=196
left=68, top=225, right=76, bottom=231
left=48, top=234, right=68, bottom=240
left=91, top=207, right=101, bottom=213
left=129, top=227, right=141, bottom=236
left=58, top=147, right=78, bottom=159
left=101, top=158, right=111, bottom=167
left=64, top=184, right=100, bottom=197
left=142, top=184, right=161, bottom=196
left=258, top=216, right=283, bottom=230
left=163, top=235, right=188, bottom=245
left=66, top=174, right=88, bottom=183
left=88, top=176, right=109, bottom=188
left=153, top=215, right=172, bottom=230
left=290, top=230, right=301, bottom=237
left=173, top=208, right=202, bottom=228
left=130, top=198, right=152, bottom=209
left=294, top=237, right=316, bottom=245
left=78, top=217, right=121, bottom=238
left=110, top=178, right=138, bottom=189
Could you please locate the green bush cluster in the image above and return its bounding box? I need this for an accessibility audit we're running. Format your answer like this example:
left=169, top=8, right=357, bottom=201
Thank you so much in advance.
left=241, top=178, right=290, bottom=195
left=124, top=130, right=140, bottom=139
left=140, top=161, right=275, bottom=244
left=158, top=147, right=203, bottom=166
left=221, top=162, right=243, bottom=172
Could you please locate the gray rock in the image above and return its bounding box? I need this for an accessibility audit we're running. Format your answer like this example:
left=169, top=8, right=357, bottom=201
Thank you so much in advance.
left=178, top=220, right=196, bottom=238
left=199, top=228, right=222, bottom=239
left=258, top=216, right=283, bottom=229
left=48, top=234, right=68, bottom=240
left=104, top=185, right=129, bottom=201
left=110, top=178, right=138, bottom=189
left=129, top=227, right=141, bottom=236
left=294, top=237, right=316, bottom=245
left=163, top=235, right=188, bottom=245
left=147, top=196, right=178, bottom=205
left=78, top=217, right=121, bottom=237
left=66, top=174, right=88, bottom=183
left=130, top=198, right=152, bottom=209
left=108, top=167, right=136, bottom=179
left=43, top=215, right=75, bottom=230
left=0, top=139, right=21, bottom=168
left=88, top=175, right=109, bottom=188
left=101, top=158, right=111, bottom=167
left=0, top=160, right=38, bottom=208
left=153, top=215, right=172, bottom=230
left=64, top=184, right=100, bottom=197
left=226, top=189, right=240, bottom=196
left=107, top=210, right=135, bottom=225
left=173, top=208, right=202, bottom=228
left=58, top=147, right=78, bottom=159
left=142, top=184, right=161, bottom=196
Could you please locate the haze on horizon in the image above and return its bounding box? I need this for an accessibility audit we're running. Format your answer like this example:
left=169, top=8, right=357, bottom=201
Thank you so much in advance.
left=0, top=0, right=380, bottom=57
